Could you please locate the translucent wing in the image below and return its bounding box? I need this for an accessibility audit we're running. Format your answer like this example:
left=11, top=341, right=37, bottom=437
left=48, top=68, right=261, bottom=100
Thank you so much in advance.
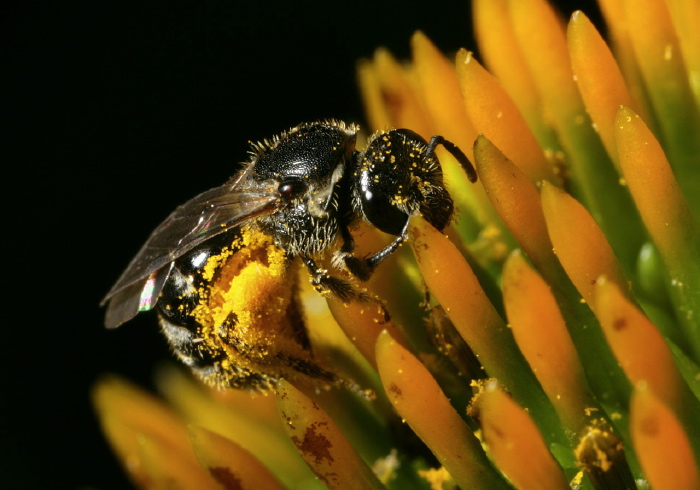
left=103, top=167, right=279, bottom=329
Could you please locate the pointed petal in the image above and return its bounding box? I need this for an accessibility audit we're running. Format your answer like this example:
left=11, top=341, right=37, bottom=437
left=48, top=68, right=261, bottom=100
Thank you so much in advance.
left=375, top=331, right=510, bottom=489
left=541, top=181, right=628, bottom=305
left=276, top=380, right=385, bottom=490
left=615, top=106, right=700, bottom=361
left=477, top=381, right=569, bottom=490
left=455, top=50, right=557, bottom=184
left=631, top=382, right=700, bottom=490
left=502, top=250, right=595, bottom=430
left=189, top=425, right=285, bottom=490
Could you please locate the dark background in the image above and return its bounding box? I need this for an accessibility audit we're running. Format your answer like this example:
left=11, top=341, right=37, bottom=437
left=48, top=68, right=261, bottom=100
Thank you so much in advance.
left=4, top=0, right=600, bottom=487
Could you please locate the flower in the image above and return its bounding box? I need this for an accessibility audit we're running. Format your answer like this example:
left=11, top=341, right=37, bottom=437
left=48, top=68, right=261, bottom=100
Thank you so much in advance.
left=94, top=0, right=700, bottom=488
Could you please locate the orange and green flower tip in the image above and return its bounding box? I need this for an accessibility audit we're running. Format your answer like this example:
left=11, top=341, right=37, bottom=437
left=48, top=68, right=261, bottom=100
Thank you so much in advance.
left=472, top=380, right=571, bottom=490
left=502, top=249, right=596, bottom=433
left=276, top=379, right=385, bottom=490
left=97, top=0, right=700, bottom=488
left=375, top=331, right=509, bottom=489
left=631, top=382, right=700, bottom=490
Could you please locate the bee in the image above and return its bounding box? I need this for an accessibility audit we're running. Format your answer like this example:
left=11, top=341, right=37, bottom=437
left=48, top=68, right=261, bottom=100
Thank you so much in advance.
left=102, top=120, right=476, bottom=390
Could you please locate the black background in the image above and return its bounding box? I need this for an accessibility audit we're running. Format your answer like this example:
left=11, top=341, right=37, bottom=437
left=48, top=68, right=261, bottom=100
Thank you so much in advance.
left=4, top=0, right=600, bottom=487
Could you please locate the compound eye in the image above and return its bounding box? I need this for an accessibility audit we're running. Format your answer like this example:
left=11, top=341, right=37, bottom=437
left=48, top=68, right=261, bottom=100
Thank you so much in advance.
left=278, top=179, right=308, bottom=200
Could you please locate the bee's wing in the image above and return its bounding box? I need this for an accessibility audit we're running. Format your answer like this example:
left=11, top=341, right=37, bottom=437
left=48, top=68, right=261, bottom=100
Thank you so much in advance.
left=103, top=169, right=279, bottom=329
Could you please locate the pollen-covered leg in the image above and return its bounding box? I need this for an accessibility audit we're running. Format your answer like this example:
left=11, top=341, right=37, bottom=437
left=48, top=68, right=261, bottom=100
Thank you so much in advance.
left=302, top=256, right=358, bottom=300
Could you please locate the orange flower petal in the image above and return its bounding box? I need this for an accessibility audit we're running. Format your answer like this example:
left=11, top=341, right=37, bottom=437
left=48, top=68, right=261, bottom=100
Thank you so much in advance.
left=472, top=0, right=557, bottom=146
left=596, top=0, right=653, bottom=117
left=508, top=0, right=633, bottom=256
left=276, top=380, right=385, bottom=490
left=411, top=31, right=477, bottom=153
left=375, top=331, right=509, bottom=489
left=189, top=425, right=285, bottom=490
left=664, top=0, right=700, bottom=102
left=372, top=48, right=431, bottom=136
left=326, top=294, right=406, bottom=370
left=540, top=180, right=628, bottom=305
left=472, top=134, right=552, bottom=271
left=408, top=215, right=521, bottom=380
left=137, top=433, right=218, bottom=490
left=623, top=0, right=700, bottom=204
left=477, top=381, right=570, bottom=490
left=631, top=382, right=700, bottom=490
left=567, top=10, right=636, bottom=167
left=92, top=375, right=196, bottom=486
left=408, top=215, right=566, bottom=444
left=155, top=367, right=313, bottom=487
left=357, top=59, right=391, bottom=132
left=455, top=49, right=557, bottom=184
left=474, top=135, right=632, bottom=408
left=595, top=279, right=684, bottom=408
left=615, top=106, right=700, bottom=359
left=507, top=0, right=573, bottom=123
left=502, top=250, right=593, bottom=430
left=614, top=108, right=698, bottom=255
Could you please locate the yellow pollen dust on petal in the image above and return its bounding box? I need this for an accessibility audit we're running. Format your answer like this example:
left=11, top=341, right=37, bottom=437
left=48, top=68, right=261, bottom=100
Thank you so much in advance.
left=540, top=181, right=628, bottom=305
left=455, top=49, right=557, bottom=185
left=375, top=331, right=509, bottom=490
left=630, top=382, right=700, bottom=490
left=476, top=380, right=569, bottom=490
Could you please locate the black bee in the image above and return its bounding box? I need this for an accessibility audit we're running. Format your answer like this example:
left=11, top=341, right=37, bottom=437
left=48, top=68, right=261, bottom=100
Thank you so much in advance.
left=102, top=120, right=476, bottom=390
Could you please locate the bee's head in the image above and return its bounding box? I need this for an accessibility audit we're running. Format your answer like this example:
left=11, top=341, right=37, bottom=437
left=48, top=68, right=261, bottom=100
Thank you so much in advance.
left=250, top=121, right=358, bottom=217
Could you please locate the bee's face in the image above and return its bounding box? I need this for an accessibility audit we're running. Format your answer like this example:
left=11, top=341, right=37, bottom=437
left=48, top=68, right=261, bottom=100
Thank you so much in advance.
left=248, top=121, right=358, bottom=257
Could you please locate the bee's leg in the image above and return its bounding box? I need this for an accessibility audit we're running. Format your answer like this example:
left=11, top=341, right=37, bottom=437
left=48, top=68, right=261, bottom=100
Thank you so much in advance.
left=273, top=352, right=371, bottom=397
left=302, top=256, right=357, bottom=300
left=342, top=218, right=410, bottom=280
left=274, top=352, right=338, bottom=382
left=334, top=223, right=373, bottom=282
left=425, top=135, right=477, bottom=183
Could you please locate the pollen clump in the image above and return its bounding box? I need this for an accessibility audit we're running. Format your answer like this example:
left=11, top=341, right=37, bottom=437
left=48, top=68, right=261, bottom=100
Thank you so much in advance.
left=188, top=227, right=317, bottom=389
